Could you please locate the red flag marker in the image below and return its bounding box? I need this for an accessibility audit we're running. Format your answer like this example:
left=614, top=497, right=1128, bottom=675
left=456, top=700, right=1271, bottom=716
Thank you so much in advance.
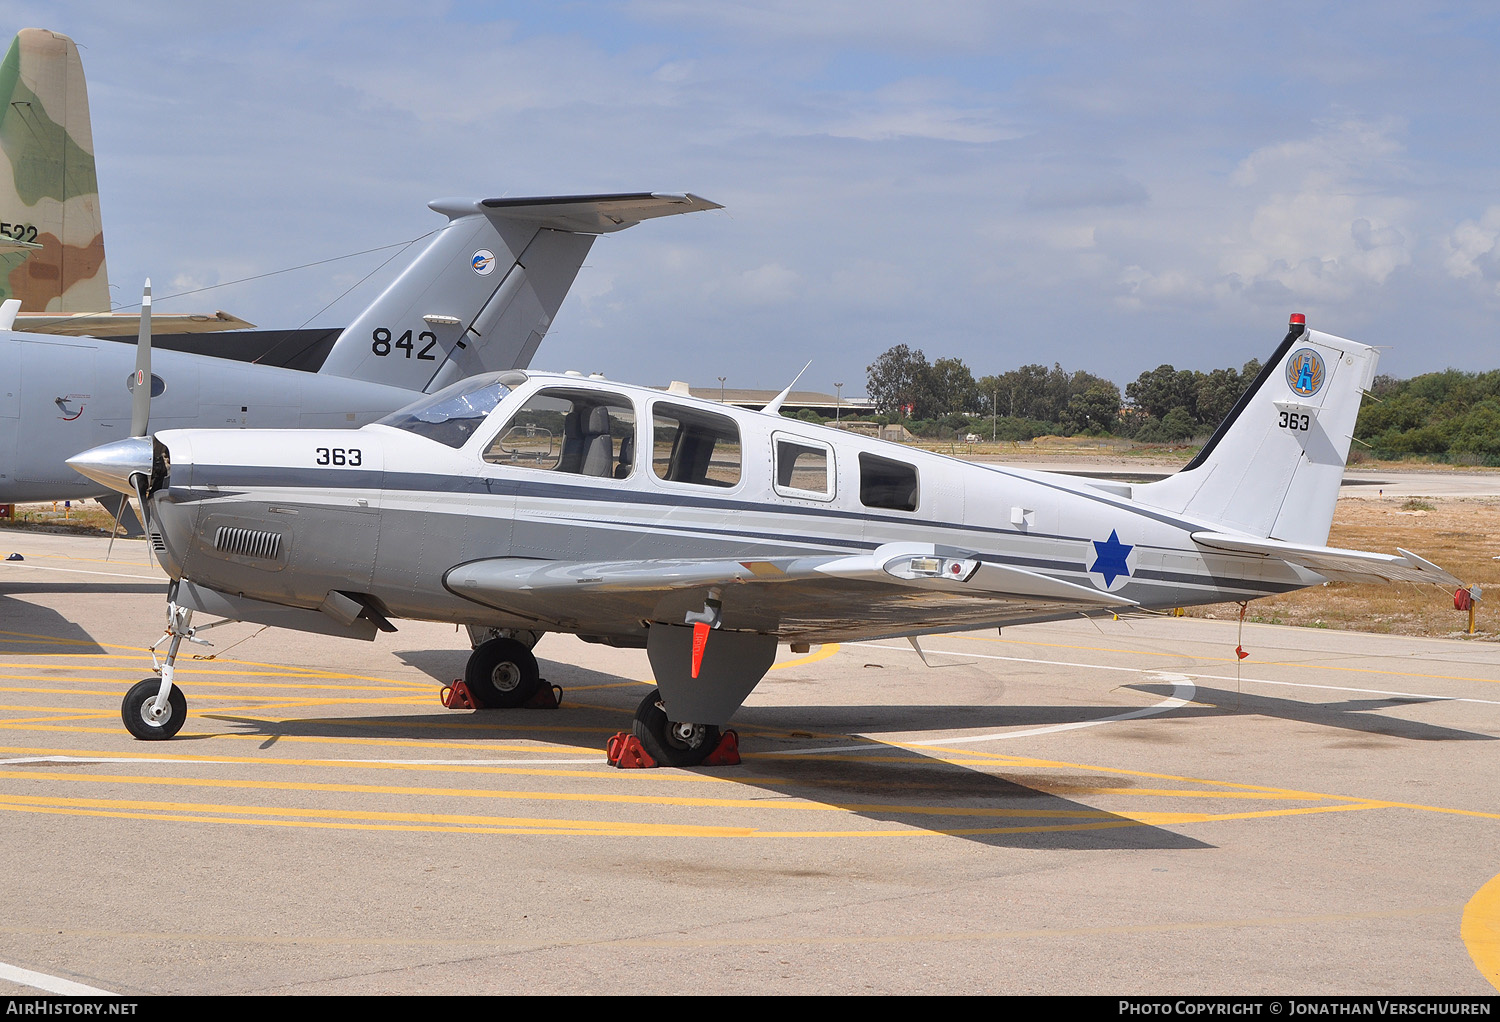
left=691, top=621, right=710, bottom=678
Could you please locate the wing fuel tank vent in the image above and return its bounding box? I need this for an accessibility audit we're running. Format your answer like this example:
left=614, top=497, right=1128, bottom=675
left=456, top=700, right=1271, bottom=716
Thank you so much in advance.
left=214, top=526, right=283, bottom=561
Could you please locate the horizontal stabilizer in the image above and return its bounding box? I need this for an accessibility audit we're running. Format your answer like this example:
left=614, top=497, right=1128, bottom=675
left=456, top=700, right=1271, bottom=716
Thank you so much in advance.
left=1191, top=532, right=1461, bottom=587
left=320, top=191, right=720, bottom=392
left=472, top=192, right=723, bottom=234
left=14, top=310, right=255, bottom=336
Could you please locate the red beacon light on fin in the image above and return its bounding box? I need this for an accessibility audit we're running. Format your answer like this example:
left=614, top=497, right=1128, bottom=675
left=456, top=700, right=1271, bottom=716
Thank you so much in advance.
left=1289, top=313, right=1306, bottom=327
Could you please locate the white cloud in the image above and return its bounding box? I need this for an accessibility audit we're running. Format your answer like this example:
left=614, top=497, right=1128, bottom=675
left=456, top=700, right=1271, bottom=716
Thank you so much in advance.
left=1443, top=206, right=1500, bottom=287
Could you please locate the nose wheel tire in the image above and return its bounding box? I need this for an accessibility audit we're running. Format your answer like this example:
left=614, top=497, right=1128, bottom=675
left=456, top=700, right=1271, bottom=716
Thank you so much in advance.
left=122, top=678, right=187, bottom=740
left=632, top=689, right=721, bottom=767
left=465, top=637, right=542, bottom=708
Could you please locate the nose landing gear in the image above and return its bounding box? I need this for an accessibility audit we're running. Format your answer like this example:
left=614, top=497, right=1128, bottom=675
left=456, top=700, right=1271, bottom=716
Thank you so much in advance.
left=123, top=601, right=210, bottom=740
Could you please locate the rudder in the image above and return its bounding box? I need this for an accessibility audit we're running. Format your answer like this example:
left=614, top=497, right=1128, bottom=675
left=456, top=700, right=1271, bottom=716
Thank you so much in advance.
left=1132, top=315, right=1378, bottom=546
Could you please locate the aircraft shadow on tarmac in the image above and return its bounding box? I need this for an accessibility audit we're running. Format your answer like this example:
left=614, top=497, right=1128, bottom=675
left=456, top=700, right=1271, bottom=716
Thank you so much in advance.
left=0, top=586, right=157, bottom=655
left=202, top=650, right=1211, bottom=852
left=1131, top=683, right=1496, bottom=742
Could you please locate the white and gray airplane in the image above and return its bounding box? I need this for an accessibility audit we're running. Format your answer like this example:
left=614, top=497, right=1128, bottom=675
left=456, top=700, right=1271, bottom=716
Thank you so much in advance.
left=69, top=315, right=1459, bottom=761
left=0, top=191, right=719, bottom=506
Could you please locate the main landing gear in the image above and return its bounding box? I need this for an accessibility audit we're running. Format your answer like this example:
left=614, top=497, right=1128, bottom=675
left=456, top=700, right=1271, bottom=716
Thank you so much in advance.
left=463, top=636, right=544, bottom=707
left=630, top=689, right=723, bottom=767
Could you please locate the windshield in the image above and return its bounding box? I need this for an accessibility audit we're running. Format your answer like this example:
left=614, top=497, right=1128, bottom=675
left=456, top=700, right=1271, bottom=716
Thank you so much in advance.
left=376, top=374, right=511, bottom=448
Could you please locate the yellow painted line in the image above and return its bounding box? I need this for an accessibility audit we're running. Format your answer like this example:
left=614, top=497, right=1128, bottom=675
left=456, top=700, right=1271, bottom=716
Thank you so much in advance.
left=0, top=793, right=1349, bottom=840
left=0, top=903, right=1459, bottom=950
left=955, top=632, right=1500, bottom=686
left=0, top=672, right=435, bottom=693
left=0, top=724, right=654, bottom=750
left=771, top=644, right=840, bottom=670
left=0, top=769, right=1363, bottom=821
left=888, top=746, right=1500, bottom=822
left=0, top=793, right=755, bottom=836
left=1463, top=869, right=1500, bottom=992
left=0, top=743, right=598, bottom=765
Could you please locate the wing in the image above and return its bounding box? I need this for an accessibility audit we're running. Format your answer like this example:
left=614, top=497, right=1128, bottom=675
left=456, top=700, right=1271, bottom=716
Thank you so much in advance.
left=445, top=542, right=1137, bottom=644
left=1191, top=532, right=1461, bottom=586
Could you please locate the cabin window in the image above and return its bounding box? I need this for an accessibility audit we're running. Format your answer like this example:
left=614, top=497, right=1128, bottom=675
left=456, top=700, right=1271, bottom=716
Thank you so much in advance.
left=484, top=388, right=637, bottom=478
left=773, top=433, right=834, bottom=500
left=859, top=453, right=918, bottom=511
left=651, top=403, right=741, bottom=487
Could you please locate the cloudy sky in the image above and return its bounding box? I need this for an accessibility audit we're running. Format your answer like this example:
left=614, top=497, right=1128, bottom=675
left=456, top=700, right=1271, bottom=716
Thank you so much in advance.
left=16, top=1, right=1500, bottom=394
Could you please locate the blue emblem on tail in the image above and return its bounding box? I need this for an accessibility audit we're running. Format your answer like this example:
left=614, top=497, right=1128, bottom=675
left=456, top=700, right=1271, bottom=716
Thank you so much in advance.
left=1286, top=348, right=1326, bottom=398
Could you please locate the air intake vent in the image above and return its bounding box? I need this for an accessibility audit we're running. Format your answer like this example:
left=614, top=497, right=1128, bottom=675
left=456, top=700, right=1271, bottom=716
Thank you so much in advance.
left=150, top=532, right=167, bottom=553
left=214, top=526, right=282, bottom=561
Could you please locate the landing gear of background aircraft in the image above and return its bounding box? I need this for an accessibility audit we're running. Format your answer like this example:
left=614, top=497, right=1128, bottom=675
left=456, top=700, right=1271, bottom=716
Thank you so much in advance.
left=121, top=679, right=186, bottom=740
left=465, top=637, right=543, bottom=707
left=631, top=689, right=722, bottom=767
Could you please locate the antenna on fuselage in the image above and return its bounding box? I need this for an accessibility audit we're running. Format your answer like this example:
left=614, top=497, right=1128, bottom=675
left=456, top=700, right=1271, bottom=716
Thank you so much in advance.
left=760, top=361, right=812, bottom=418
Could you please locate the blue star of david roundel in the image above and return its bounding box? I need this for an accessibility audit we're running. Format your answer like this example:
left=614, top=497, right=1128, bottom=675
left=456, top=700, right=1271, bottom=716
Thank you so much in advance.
left=1088, top=529, right=1136, bottom=592
left=1285, top=347, right=1326, bottom=398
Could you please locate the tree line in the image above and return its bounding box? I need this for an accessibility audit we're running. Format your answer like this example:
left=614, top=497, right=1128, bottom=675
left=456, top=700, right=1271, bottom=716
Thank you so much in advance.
left=863, top=344, right=1493, bottom=463
left=864, top=344, right=1260, bottom=442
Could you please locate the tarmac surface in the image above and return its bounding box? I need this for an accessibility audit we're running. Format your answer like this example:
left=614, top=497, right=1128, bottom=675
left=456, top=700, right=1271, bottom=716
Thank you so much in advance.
left=0, top=529, right=1496, bottom=995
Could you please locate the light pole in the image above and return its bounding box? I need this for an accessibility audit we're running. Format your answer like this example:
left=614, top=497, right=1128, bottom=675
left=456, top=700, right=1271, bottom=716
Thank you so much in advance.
left=717, top=376, right=726, bottom=404
left=834, top=382, right=843, bottom=425
left=991, top=390, right=997, bottom=442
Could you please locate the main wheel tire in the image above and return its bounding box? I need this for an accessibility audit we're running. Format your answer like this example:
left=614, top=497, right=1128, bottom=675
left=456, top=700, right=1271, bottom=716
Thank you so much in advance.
left=465, top=637, right=542, bottom=708
left=122, top=678, right=187, bottom=740
left=632, top=689, right=721, bottom=767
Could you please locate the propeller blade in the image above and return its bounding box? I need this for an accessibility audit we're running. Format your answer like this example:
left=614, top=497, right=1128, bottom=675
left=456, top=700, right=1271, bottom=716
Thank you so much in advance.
left=130, top=279, right=152, bottom=437
left=104, top=493, right=127, bottom=561
left=130, top=471, right=154, bottom=569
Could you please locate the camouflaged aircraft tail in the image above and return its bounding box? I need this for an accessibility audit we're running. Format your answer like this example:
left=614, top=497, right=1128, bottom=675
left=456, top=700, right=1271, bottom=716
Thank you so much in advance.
left=0, top=28, right=108, bottom=314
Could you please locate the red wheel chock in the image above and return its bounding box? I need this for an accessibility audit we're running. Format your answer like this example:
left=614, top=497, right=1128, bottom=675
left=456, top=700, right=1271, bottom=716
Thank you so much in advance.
left=604, top=729, right=741, bottom=768
left=524, top=684, right=563, bottom=709
left=440, top=680, right=563, bottom=710
left=440, top=680, right=481, bottom=709
left=606, top=733, right=657, bottom=769
left=702, top=729, right=740, bottom=766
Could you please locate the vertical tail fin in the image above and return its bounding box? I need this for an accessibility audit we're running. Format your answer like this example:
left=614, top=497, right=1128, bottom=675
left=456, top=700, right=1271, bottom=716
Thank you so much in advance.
left=1133, top=315, right=1378, bottom=546
left=0, top=29, right=108, bottom=313
left=317, top=192, right=721, bottom=393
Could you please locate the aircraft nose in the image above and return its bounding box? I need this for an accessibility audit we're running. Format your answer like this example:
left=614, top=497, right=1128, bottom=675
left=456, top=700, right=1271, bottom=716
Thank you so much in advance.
left=66, top=436, right=154, bottom=494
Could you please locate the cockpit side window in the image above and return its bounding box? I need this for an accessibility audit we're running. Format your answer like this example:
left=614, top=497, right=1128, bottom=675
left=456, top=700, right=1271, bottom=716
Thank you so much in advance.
left=483, top=388, right=636, bottom=479
left=651, top=403, right=741, bottom=487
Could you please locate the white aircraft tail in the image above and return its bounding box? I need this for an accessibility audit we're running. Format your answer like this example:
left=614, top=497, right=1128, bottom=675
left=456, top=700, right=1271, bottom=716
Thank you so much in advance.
left=1132, top=315, right=1377, bottom=547
left=318, top=193, right=721, bottom=393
